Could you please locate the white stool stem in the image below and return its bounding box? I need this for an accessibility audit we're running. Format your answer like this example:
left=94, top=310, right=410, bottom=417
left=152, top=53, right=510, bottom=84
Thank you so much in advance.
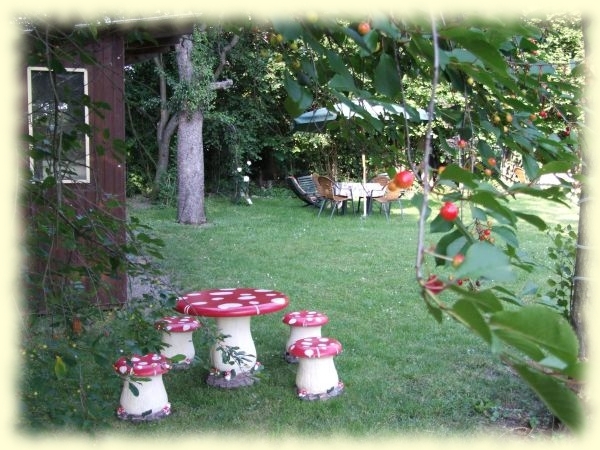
left=296, top=357, right=340, bottom=394
left=161, top=331, right=195, bottom=364
left=118, top=375, right=170, bottom=420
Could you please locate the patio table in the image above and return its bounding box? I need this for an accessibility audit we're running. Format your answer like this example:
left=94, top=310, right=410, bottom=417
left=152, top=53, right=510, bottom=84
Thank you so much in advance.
left=335, top=182, right=386, bottom=215
left=175, top=288, right=289, bottom=388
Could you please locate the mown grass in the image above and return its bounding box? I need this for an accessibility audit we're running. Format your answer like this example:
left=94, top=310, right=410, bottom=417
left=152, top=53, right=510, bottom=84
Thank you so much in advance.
left=110, top=190, right=579, bottom=441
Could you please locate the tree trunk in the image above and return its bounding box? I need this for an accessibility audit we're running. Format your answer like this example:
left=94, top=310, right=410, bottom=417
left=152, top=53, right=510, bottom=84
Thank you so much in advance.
left=175, top=35, right=206, bottom=225
left=571, top=182, right=588, bottom=359
left=570, top=18, right=594, bottom=359
left=177, top=109, right=206, bottom=224
left=151, top=55, right=179, bottom=199
left=570, top=17, right=591, bottom=360
left=171, top=30, right=237, bottom=224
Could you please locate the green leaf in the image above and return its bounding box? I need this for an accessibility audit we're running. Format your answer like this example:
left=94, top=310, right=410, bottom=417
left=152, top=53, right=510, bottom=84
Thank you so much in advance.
left=514, top=211, right=548, bottom=231
left=537, top=160, right=575, bottom=177
left=366, top=29, right=380, bottom=50
left=410, top=193, right=431, bottom=220
left=370, top=15, right=403, bottom=39
left=340, top=25, right=372, bottom=54
left=451, top=299, right=492, bottom=343
left=430, top=212, right=455, bottom=233
left=522, top=153, right=540, bottom=180
left=272, top=20, right=303, bottom=41
left=491, top=225, right=519, bottom=248
left=448, top=286, right=504, bottom=313
left=456, top=38, right=508, bottom=74
left=454, top=242, right=515, bottom=282
left=511, top=362, right=583, bottom=432
left=283, top=73, right=312, bottom=115
left=490, top=305, right=579, bottom=367
left=128, top=381, right=140, bottom=397
left=446, top=48, right=479, bottom=65
left=493, top=327, right=546, bottom=361
left=374, top=53, right=401, bottom=98
left=520, top=281, right=539, bottom=296
left=447, top=235, right=469, bottom=257
left=328, top=73, right=357, bottom=92
left=326, top=49, right=355, bottom=79
left=424, top=300, right=443, bottom=323
left=476, top=140, right=496, bottom=161
left=437, top=164, right=478, bottom=188
left=54, top=355, right=68, bottom=379
left=434, top=229, right=464, bottom=265
left=470, top=191, right=516, bottom=224
left=490, top=285, right=524, bottom=307
left=470, top=205, right=488, bottom=221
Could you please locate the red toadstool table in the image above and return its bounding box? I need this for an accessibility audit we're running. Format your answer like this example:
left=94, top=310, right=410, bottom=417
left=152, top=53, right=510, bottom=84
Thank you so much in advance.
left=175, top=288, right=289, bottom=388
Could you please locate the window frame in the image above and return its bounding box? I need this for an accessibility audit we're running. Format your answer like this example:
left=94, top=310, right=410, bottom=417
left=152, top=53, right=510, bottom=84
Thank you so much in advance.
left=27, top=66, right=90, bottom=184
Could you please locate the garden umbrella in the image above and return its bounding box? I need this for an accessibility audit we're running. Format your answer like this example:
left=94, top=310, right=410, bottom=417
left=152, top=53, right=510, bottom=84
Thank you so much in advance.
left=333, top=99, right=430, bottom=122
left=292, top=107, right=338, bottom=133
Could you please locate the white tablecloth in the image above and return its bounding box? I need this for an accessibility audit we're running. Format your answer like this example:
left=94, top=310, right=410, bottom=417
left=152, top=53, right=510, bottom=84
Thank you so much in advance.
left=334, top=182, right=385, bottom=200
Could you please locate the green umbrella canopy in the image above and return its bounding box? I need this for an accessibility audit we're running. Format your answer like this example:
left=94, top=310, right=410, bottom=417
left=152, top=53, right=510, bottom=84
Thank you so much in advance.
left=292, top=107, right=338, bottom=133
left=293, top=100, right=430, bottom=133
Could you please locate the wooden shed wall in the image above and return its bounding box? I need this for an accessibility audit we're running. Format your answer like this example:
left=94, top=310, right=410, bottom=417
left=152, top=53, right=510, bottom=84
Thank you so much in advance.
left=86, top=32, right=127, bottom=306
left=24, top=32, right=128, bottom=312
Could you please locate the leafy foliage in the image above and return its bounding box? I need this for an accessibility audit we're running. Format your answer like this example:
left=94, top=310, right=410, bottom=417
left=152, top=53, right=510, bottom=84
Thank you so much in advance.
left=172, top=27, right=217, bottom=116
left=537, top=223, right=578, bottom=319
left=275, top=13, right=586, bottom=431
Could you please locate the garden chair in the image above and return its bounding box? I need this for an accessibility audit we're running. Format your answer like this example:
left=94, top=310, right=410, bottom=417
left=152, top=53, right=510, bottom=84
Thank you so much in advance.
left=370, top=174, right=405, bottom=220
left=286, top=175, right=321, bottom=207
left=514, top=167, right=528, bottom=184
left=314, top=175, right=354, bottom=218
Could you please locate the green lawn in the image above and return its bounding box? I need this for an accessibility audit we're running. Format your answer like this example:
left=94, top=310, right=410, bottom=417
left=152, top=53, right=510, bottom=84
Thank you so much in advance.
left=107, top=191, right=579, bottom=442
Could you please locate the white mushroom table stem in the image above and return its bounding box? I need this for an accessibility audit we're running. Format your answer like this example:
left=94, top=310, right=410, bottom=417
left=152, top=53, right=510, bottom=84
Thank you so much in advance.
left=113, top=353, right=172, bottom=422
left=288, top=337, right=344, bottom=401
left=210, top=315, right=257, bottom=377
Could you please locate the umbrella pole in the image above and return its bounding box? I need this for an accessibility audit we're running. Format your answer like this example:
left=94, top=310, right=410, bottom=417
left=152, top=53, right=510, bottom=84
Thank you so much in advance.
left=362, top=153, right=367, bottom=217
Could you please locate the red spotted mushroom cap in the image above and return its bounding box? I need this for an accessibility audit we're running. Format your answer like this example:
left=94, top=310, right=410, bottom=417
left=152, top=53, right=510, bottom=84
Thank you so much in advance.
left=114, top=353, right=171, bottom=377
left=282, top=310, right=329, bottom=327
left=155, top=315, right=201, bottom=332
left=288, top=337, right=343, bottom=359
left=175, top=288, right=289, bottom=317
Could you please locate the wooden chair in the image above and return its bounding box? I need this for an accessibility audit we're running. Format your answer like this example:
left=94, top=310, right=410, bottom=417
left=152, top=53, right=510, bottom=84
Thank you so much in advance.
left=370, top=174, right=390, bottom=186
left=514, top=167, right=528, bottom=184
left=314, top=175, right=354, bottom=218
left=370, top=174, right=405, bottom=220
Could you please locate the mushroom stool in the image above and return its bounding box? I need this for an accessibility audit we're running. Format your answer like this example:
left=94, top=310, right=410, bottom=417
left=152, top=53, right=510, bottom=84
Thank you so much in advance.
left=288, top=337, right=344, bottom=401
left=282, top=310, right=329, bottom=363
left=113, top=353, right=172, bottom=422
left=155, top=315, right=201, bottom=369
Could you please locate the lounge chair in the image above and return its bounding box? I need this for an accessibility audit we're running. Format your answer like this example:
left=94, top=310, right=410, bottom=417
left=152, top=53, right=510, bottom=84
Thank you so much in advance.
left=286, top=175, right=322, bottom=207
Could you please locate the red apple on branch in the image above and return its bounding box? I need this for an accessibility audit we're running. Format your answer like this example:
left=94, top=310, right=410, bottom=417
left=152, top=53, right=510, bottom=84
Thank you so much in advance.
left=394, top=170, right=414, bottom=189
left=357, top=22, right=371, bottom=35
left=440, top=202, right=459, bottom=221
